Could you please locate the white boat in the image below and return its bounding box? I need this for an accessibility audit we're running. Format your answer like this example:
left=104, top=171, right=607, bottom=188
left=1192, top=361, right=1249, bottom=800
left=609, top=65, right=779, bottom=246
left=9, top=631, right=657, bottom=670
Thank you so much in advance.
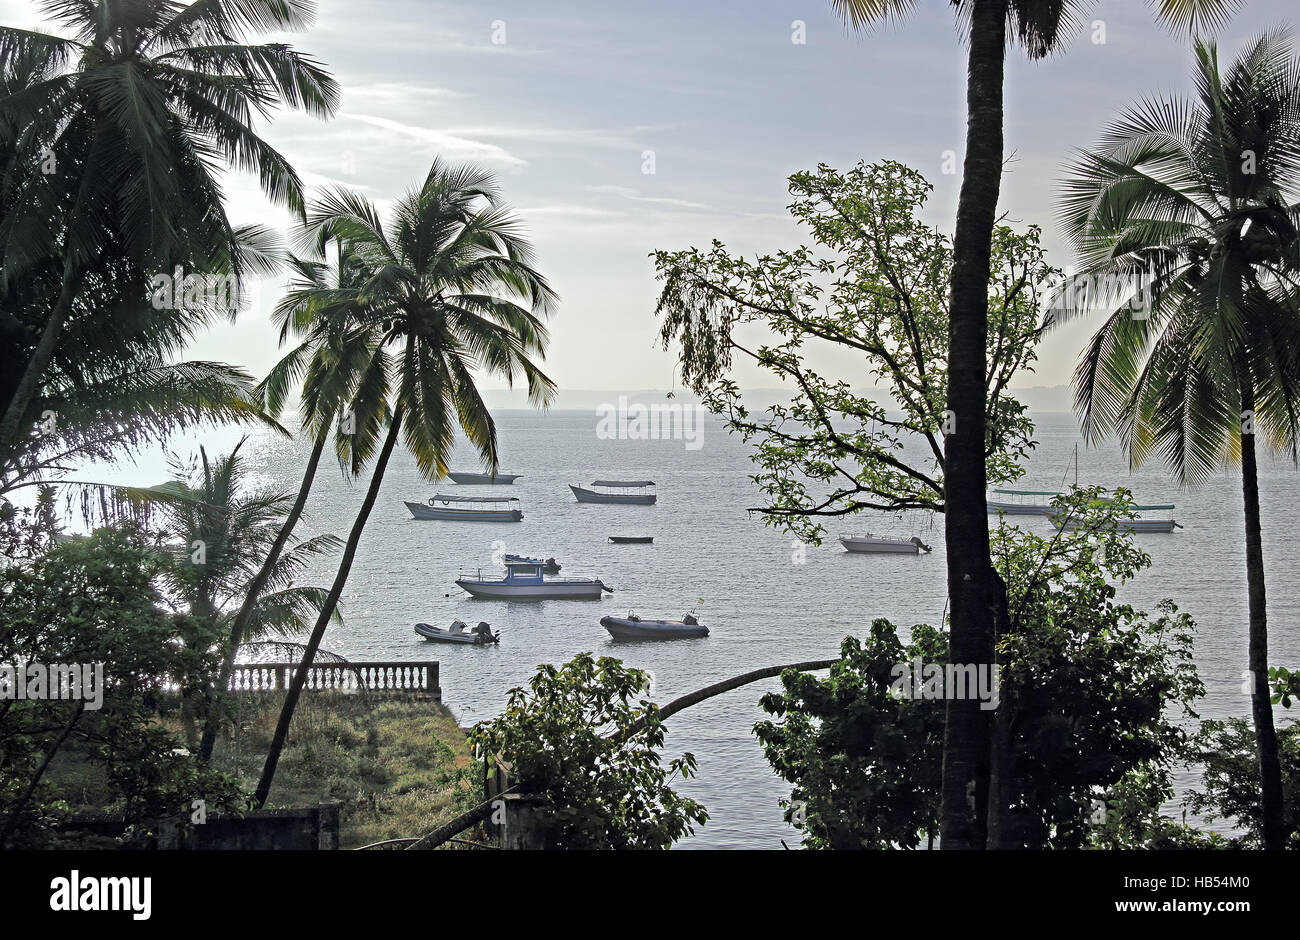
left=414, top=620, right=499, bottom=645
left=839, top=534, right=932, bottom=554
left=601, top=612, right=708, bottom=640
left=1052, top=504, right=1182, bottom=534
left=447, top=471, right=520, bottom=485
left=987, top=489, right=1059, bottom=515
left=569, top=480, right=657, bottom=505
left=405, top=494, right=522, bottom=522
left=456, top=559, right=612, bottom=600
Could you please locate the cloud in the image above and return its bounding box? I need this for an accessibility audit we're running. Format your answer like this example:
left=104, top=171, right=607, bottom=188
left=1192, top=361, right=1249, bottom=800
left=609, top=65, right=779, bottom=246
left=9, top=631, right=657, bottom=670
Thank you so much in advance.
left=586, top=184, right=709, bottom=210
left=343, top=114, right=528, bottom=167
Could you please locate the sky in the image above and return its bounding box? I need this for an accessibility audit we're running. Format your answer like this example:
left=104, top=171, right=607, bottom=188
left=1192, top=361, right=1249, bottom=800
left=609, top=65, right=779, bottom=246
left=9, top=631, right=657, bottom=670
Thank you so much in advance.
left=3, top=0, right=1294, bottom=400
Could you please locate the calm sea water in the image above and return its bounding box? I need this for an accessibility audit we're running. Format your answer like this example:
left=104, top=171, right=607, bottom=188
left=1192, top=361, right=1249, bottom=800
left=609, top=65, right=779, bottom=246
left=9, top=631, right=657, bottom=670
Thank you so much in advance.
left=89, top=407, right=1300, bottom=848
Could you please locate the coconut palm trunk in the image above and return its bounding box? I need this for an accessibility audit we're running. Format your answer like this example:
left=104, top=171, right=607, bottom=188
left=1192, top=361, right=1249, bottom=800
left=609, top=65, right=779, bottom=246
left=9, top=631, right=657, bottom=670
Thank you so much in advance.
left=939, top=0, right=1009, bottom=851
left=1239, top=381, right=1286, bottom=849
left=198, top=424, right=331, bottom=762
left=253, top=401, right=405, bottom=807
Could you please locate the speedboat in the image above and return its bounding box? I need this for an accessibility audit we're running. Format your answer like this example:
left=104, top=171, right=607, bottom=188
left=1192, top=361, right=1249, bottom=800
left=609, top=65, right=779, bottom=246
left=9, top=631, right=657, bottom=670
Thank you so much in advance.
left=601, top=611, right=708, bottom=640
left=405, top=494, right=522, bottom=521
left=839, top=534, right=932, bottom=554
left=502, top=553, right=561, bottom=573
left=447, top=471, right=520, bottom=485
left=456, top=559, right=612, bottom=600
left=414, top=620, right=499, bottom=645
left=569, top=480, right=657, bottom=505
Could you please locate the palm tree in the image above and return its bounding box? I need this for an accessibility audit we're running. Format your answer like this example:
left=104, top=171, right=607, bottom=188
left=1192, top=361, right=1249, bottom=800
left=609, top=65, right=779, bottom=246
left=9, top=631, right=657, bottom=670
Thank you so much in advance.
left=830, top=0, right=1237, bottom=849
left=113, top=439, right=342, bottom=747
left=197, top=245, right=384, bottom=762
left=1055, top=30, right=1300, bottom=850
left=0, top=0, right=339, bottom=455
left=252, top=159, right=557, bottom=807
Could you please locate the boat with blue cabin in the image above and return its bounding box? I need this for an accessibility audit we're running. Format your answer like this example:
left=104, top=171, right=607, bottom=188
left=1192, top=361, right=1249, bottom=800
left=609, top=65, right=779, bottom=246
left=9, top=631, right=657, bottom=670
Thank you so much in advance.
left=569, top=480, right=657, bottom=505
left=456, top=559, right=612, bottom=599
left=405, top=494, right=522, bottom=522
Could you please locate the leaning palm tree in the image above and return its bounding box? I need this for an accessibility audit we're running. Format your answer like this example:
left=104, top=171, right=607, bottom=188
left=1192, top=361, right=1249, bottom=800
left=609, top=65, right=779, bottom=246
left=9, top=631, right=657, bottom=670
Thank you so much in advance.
left=197, top=245, right=385, bottom=761
left=253, top=159, right=557, bottom=807
left=0, top=0, right=339, bottom=453
left=830, top=0, right=1238, bottom=849
left=1054, top=29, right=1300, bottom=850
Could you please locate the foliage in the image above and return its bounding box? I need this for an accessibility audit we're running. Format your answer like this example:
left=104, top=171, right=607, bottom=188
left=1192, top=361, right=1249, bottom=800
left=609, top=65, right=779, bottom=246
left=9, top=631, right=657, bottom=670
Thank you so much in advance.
left=755, top=491, right=1204, bottom=849
left=1186, top=717, right=1300, bottom=849
left=755, top=619, right=946, bottom=849
left=653, top=160, right=1057, bottom=542
left=468, top=653, right=708, bottom=849
left=0, top=525, right=246, bottom=845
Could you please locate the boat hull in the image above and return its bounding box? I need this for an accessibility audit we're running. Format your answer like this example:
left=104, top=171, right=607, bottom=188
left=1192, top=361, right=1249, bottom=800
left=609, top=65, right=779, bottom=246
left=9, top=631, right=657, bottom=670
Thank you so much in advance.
left=609, top=536, right=653, bottom=544
left=456, top=579, right=607, bottom=600
left=600, top=616, right=708, bottom=640
left=839, top=537, right=924, bottom=554
left=570, top=485, right=656, bottom=505
left=406, top=501, right=522, bottom=522
left=987, top=500, right=1054, bottom=515
left=447, top=472, right=520, bottom=485
left=1054, top=517, right=1179, bottom=534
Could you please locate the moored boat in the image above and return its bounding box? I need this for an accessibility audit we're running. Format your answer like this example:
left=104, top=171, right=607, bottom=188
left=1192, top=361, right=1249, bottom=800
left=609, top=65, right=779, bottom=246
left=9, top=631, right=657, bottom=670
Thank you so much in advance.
left=456, top=559, right=612, bottom=600
left=839, top=534, right=932, bottom=554
left=601, top=612, right=708, bottom=640
left=447, top=471, right=521, bottom=485
left=608, top=535, right=653, bottom=544
left=1051, top=504, right=1182, bottom=534
left=503, top=553, right=561, bottom=573
left=414, top=620, right=499, bottom=645
left=987, top=489, right=1059, bottom=515
left=570, top=480, right=657, bottom=505
left=405, top=494, right=522, bottom=522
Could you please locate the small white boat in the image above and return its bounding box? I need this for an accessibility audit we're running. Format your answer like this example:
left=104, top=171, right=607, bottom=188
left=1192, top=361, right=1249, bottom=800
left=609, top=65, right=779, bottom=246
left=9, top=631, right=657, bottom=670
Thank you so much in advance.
left=405, top=494, right=522, bottom=522
left=414, top=620, right=499, bottom=645
left=839, top=534, right=932, bottom=554
left=987, top=489, right=1059, bottom=515
left=1052, top=504, right=1182, bottom=534
left=447, top=471, right=520, bottom=485
left=502, top=553, right=561, bottom=573
left=569, top=480, right=657, bottom=505
left=601, top=612, right=708, bottom=640
left=456, top=559, right=612, bottom=600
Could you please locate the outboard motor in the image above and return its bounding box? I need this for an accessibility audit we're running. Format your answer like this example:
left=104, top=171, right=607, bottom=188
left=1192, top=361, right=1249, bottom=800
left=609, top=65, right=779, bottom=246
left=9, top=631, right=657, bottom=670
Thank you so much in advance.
left=910, top=536, right=933, bottom=553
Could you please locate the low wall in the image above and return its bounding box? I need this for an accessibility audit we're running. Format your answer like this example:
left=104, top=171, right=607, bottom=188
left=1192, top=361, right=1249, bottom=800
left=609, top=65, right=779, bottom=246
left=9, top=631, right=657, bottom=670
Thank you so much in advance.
left=230, top=661, right=440, bottom=701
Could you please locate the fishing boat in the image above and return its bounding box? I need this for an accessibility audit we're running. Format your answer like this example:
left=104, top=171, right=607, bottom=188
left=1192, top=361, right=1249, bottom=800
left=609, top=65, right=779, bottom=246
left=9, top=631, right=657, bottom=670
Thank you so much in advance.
left=987, top=490, right=1059, bottom=515
left=502, top=553, right=561, bottom=573
left=608, top=536, right=653, bottom=544
left=456, top=559, right=613, bottom=600
left=447, top=471, right=521, bottom=485
left=404, top=495, right=522, bottom=522
left=600, top=612, right=708, bottom=640
left=1052, top=503, right=1182, bottom=534
left=569, top=480, right=657, bottom=505
left=839, top=534, right=932, bottom=554
left=414, top=620, right=499, bottom=645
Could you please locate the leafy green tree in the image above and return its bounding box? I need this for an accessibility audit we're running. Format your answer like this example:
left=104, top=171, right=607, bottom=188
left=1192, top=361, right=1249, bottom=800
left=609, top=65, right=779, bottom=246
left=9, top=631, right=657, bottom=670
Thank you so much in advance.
left=253, top=160, right=557, bottom=807
left=0, top=0, right=338, bottom=455
left=756, top=492, right=1203, bottom=849
left=654, top=159, right=1052, bottom=541
left=0, top=525, right=245, bottom=846
left=830, top=0, right=1237, bottom=849
left=1055, top=30, right=1300, bottom=849
left=469, top=654, right=708, bottom=849
left=1188, top=718, right=1299, bottom=849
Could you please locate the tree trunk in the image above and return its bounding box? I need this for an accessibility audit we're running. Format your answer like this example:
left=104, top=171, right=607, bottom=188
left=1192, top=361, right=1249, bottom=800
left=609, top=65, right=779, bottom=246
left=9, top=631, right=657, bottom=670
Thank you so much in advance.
left=940, top=0, right=1008, bottom=851
left=253, top=403, right=405, bottom=807
left=0, top=258, right=79, bottom=455
left=199, top=426, right=331, bottom=762
left=1239, top=382, right=1286, bottom=850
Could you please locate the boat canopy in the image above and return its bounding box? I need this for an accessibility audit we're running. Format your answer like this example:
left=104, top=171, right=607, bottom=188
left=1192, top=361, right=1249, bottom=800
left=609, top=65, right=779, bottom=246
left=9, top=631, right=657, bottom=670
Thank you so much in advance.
left=590, top=480, right=655, bottom=488
left=1133, top=504, right=1176, bottom=511
left=431, top=494, right=520, bottom=503
left=991, top=489, right=1060, bottom=496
